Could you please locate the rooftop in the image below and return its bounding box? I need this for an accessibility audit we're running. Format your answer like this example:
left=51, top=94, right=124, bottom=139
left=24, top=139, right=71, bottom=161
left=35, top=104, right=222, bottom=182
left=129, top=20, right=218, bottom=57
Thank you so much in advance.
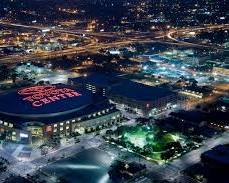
left=201, top=144, right=229, bottom=166
left=110, top=80, right=176, bottom=102
left=0, top=84, right=119, bottom=125
left=69, top=73, right=121, bottom=88
left=0, top=100, right=117, bottom=125
left=171, top=110, right=228, bottom=124
left=69, top=73, right=176, bottom=102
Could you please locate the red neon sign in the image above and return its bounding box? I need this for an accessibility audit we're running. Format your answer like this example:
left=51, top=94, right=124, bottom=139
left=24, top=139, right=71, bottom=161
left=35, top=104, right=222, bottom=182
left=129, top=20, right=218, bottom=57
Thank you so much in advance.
left=18, top=86, right=82, bottom=107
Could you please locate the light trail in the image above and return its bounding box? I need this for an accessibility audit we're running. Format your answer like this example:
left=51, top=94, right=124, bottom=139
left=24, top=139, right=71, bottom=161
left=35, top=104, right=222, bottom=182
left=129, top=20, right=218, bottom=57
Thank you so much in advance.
left=98, top=173, right=110, bottom=183
left=166, top=24, right=229, bottom=48
left=0, top=21, right=228, bottom=64
left=53, top=164, right=101, bottom=170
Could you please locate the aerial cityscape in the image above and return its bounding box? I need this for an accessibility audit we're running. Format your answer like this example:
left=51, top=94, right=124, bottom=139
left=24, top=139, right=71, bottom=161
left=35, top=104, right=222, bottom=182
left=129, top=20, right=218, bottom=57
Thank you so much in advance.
left=0, top=0, right=228, bottom=183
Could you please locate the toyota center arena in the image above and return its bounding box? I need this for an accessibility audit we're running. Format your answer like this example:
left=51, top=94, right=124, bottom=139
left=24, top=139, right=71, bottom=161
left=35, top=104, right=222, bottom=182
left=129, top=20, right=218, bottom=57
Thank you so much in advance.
left=0, top=85, right=122, bottom=144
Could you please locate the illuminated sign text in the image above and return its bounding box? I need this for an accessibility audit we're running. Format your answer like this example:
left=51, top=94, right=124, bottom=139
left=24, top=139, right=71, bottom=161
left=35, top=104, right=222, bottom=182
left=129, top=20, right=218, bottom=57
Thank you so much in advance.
left=18, top=86, right=82, bottom=107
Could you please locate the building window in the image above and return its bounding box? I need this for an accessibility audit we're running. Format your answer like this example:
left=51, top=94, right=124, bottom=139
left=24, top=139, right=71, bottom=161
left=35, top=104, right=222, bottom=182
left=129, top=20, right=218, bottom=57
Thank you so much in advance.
left=9, top=123, right=13, bottom=128
left=54, top=124, right=58, bottom=128
left=66, top=126, right=69, bottom=130
left=66, top=121, right=70, bottom=124
left=12, top=131, right=16, bottom=135
left=60, top=127, right=63, bottom=131
left=60, top=123, right=64, bottom=126
left=72, top=119, right=76, bottom=122
left=0, top=120, right=3, bottom=124
left=54, top=129, right=57, bottom=133
left=4, top=122, right=8, bottom=126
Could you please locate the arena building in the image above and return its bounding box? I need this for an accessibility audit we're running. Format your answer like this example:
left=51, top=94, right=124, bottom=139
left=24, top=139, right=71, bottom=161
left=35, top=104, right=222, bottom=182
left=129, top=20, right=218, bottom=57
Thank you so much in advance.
left=0, top=85, right=122, bottom=144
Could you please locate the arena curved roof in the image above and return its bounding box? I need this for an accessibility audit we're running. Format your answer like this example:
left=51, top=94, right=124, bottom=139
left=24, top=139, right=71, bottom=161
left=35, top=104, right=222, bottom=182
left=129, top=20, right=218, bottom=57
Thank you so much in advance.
left=0, top=85, right=93, bottom=119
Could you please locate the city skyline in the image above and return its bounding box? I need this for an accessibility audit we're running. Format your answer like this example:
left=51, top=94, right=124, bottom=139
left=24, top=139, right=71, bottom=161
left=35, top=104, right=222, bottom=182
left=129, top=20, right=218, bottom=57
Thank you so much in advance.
left=0, top=0, right=228, bottom=183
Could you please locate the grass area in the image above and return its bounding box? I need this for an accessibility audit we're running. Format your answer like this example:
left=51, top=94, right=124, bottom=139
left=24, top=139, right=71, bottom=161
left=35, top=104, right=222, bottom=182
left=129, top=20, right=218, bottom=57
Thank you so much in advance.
left=106, top=124, right=189, bottom=161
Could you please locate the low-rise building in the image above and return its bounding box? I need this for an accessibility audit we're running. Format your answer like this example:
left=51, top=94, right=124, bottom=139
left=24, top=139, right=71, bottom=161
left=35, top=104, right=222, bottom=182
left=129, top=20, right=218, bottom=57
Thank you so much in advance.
left=69, top=73, right=182, bottom=117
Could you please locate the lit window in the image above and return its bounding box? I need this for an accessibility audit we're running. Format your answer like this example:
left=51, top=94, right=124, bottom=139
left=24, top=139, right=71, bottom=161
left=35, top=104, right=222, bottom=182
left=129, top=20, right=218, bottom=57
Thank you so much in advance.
left=0, top=120, right=3, bottom=124
left=4, top=122, right=8, bottom=126
left=54, top=124, right=58, bottom=127
left=60, top=123, right=64, bottom=126
left=9, top=123, right=13, bottom=128
left=72, top=119, right=76, bottom=122
left=66, top=126, right=69, bottom=130
left=60, top=127, right=63, bottom=131
left=66, top=121, right=70, bottom=124
left=54, top=129, right=57, bottom=133
left=12, top=131, right=16, bottom=135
